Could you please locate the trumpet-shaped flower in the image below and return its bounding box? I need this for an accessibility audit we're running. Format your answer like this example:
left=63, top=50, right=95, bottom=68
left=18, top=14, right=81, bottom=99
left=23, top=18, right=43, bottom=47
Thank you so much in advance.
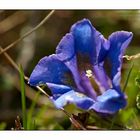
left=29, top=19, right=133, bottom=114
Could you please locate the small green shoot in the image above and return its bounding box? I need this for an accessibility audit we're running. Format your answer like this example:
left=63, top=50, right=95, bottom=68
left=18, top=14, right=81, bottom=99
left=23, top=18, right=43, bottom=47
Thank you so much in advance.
left=27, top=91, right=40, bottom=130
left=19, top=65, right=27, bottom=130
left=123, top=62, right=134, bottom=92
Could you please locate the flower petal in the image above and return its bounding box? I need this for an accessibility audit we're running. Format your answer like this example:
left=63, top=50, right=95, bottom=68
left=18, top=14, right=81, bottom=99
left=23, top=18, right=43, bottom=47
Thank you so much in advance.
left=90, top=89, right=126, bottom=114
left=70, top=18, right=98, bottom=68
left=29, top=55, right=76, bottom=88
left=70, top=19, right=111, bottom=94
left=92, top=34, right=111, bottom=93
left=108, top=31, right=133, bottom=90
left=52, top=90, right=95, bottom=110
left=46, top=83, right=72, bottom=99
left=56, top=33, right=75, bottom=63
left=70, top=19, right=103, bottom=98
left=56, top=32, right=97, bottom=99
left=56, top=33, right=84, bottom=92
left=93, top=64, right=111, bottom=93
left=96, top=33, right=110, bottom=63
left=80, top=71, right=97, bottom=99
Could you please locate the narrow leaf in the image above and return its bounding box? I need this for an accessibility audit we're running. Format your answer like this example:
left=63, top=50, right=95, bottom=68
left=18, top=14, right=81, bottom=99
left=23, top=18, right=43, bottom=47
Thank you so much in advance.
left=123, top=62, right=134, bottom=92
left=19, top=65, right=27, bottom=130
left=27, top=91, right=40, bottom=130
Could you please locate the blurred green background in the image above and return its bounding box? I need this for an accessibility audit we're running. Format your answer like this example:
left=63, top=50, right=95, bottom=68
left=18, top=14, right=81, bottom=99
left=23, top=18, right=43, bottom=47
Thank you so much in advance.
left=1, top=10, right=140, bottom=130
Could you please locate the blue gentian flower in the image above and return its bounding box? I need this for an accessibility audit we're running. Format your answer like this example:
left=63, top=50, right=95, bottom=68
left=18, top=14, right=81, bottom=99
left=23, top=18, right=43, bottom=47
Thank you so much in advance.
left=29, top=19, right=133, bottom=114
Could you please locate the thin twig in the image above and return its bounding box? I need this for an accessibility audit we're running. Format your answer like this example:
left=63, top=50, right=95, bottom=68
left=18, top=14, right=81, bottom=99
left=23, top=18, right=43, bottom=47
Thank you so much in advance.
left=0, top=46, right=86, bottom=130
left=86, top=125, right=104, bottom=130
left=61, top=108, right=86, bottom=130
left=123, top=53, right=140, bottom=60
left=0, top=46, right=19, bottom=71
left=0, top=10, right=55, bottom=55
left=123, top=62, right=134, bottom=92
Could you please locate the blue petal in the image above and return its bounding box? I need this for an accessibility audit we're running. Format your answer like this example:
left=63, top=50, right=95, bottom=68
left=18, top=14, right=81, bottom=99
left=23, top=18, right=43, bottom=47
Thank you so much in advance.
left=93, top=32, right=111, bottom=93
left=96, top=33, right=110, bottom=63
left=70, top=19, right=103, bottom=98
left=90, top=89, right=126, bottom=114
left=108, top=31, right=133, bottom=89
left=46, top=83, right=72, bottom=99
left=70, top=18, right=110, bottom=66
left=80, top=71, right=97, bottom=99
left=56, top=31, right=97, bottom=99
left=52, top=90, right=95, bottom=110
left=70, top=19, right=111, bottom=94
left=56, top=33, right=75, bottom=63
left=93, top=30, right=111, bottom=93
left=56, top=33, right=85, bottom=93
left=70, top=18, right=98, bottom=68
left=93, top=64, right=111, bottom=93
left=29, top=55, right=76, bottom=88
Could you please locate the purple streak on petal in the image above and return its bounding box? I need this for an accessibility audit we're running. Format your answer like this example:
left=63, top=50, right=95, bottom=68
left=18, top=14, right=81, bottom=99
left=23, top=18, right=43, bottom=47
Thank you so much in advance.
left=90, top=89, right=126, bottom=114
left=80, top=71, right=97, bottom=99
left=108, top=31, right=133, bottom=90
left=92, top=34, right=111, bottom=93
left=93, top=64, right=111, bottom=93
left=51, top=90, right=95, bottom=110
left=29, top=55, right=76, bottom=88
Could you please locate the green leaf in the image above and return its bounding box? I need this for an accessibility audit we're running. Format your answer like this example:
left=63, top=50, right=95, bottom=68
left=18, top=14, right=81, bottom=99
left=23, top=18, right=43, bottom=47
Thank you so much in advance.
left=123, top=62, right=134, bottom=92
left=19, top=65, right=27, bottom=130
left=27, top=91, right=40, bottom=130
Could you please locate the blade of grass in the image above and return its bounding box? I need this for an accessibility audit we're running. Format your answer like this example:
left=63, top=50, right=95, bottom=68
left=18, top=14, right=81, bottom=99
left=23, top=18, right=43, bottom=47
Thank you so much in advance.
left=27, top=91, right=40, bottom=130
left=19, top=65, right=27, bottom=130
left=123, top=62, right=134, bottom=92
